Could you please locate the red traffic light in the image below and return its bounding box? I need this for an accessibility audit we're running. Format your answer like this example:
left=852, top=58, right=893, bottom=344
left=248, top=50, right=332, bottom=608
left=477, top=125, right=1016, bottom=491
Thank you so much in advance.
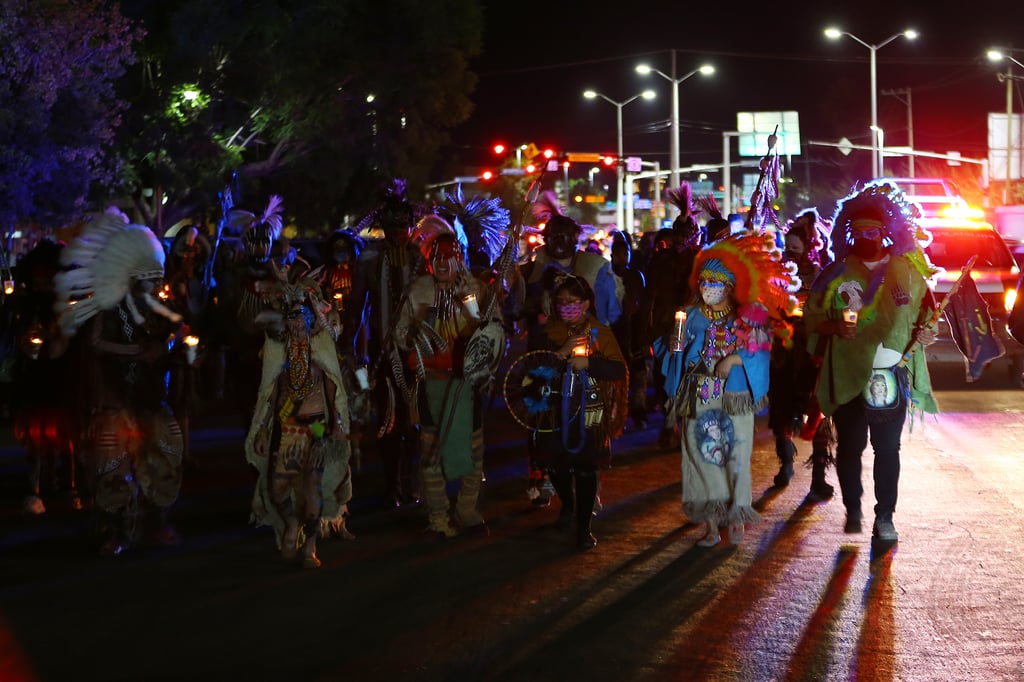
left=542, top=148, right=555, bottom=159
left=492, top=143, right=506, bottom=155
left=525, top=163, right=537, bottom=174
left=480, top=170, right=495, bottom=181
left=602, top=155, right=616, bottom=167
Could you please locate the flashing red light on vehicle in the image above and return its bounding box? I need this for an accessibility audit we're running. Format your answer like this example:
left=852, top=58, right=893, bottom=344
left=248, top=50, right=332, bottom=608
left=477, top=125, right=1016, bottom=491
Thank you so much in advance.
left=492, top=143, right=506, bottom=155
left=602, top=155, right=616, bottom=167
left=480, top=170, right=495, bottom=181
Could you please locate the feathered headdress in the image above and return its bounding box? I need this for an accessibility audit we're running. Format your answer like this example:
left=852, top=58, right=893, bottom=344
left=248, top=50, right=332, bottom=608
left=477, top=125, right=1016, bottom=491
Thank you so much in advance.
left=410, top=214, right=465, bottom=267
left=830, top=181, right=932, bottom=274
left=354, top=178, right=416, bottom=234
left=233, top=195, right=285, bottom=262
left=666, top=182, right=701, bottom=246
left=696, top=193, right=731, bottom=244
left=691, top=232, right=798, bottom=346
left=55, top=208, right=182, bottom=336
left=438, top=184, right=510, bottom=270
left=531, top=190, right=581, bottom=237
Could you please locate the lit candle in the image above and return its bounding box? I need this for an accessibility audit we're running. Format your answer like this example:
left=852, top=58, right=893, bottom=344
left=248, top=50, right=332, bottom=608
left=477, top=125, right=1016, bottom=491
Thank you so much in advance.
left=354, top=365, right=370, bottom=390
left=29, top=335, right=43, bottom=359
left=462, top=293, right=480, bottom=320
left=184, top=334, right=199, bottom=364
left=670, top=308, right=687, bottom=352
left=3, top=280, right=13, bottom=295
left=572, top=343, right=589, bottom=357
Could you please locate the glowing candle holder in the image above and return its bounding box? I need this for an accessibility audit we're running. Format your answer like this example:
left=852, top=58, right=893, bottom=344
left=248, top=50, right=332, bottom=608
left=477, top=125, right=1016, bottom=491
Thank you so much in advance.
left=28, top=335, right=43, bottom=359
left=3, top=280, right=13, bottom=295
left=354, top=366, right=370, bottom=391
left=842, top=309, right=858, bottom=324
left=670, top=309, right=687, bottom=352
left=184, top=334, right=199, bottom=364
left=462, top=293, right=480, bottom=320
left=572, top=343, right=589, bottom=357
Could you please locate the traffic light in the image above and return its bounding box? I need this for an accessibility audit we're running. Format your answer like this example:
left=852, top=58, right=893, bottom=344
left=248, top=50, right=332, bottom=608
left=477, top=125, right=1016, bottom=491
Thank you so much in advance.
left=480, top=169, right=495, bottom=182
left=525, top=163, right=537, bottom=174
left=492, top=143, right=506, bottom=155
left=602, top=155, right=616, bottom=167
left=542, top=148, right=555, bottom=160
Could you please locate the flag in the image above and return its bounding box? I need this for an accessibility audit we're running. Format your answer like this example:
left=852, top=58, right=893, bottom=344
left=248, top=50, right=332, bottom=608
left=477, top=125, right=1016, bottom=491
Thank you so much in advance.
left=944, top=274, right=1005, bottom=381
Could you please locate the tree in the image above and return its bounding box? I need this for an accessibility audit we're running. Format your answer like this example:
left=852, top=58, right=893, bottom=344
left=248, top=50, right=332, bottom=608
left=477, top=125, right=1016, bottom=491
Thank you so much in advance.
left=0, top=0, right=142, bottom=230
left=116, top=0, right=482, bottom=234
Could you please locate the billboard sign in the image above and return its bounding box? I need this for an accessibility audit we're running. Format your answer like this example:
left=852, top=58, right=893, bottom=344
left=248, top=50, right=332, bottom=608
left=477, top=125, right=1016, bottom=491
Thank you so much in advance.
left=737, top=111, right=801, bottom=157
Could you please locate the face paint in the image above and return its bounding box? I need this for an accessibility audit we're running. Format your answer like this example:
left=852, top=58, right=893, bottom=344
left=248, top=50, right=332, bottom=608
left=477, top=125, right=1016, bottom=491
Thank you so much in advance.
left=430, top=239, right=462, bottom=282
left=700, top=281, right=728, bottom=306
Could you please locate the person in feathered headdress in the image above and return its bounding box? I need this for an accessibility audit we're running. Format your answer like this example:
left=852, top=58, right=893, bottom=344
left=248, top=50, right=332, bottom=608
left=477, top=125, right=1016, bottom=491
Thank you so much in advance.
left=245, top=260, right=354, bottom=568
left=674, top=232, right=796, bottom=547
left=647, top=184, right=703, bottom=448
left=352, top=178, right=423, bottom=508
left=766, top=206, right=837, bottom=499
left=54, top=208, right=188, bottom=556
left=394, top=213, right=488, bottom=538
left=804, top=180, right=938, bottom=542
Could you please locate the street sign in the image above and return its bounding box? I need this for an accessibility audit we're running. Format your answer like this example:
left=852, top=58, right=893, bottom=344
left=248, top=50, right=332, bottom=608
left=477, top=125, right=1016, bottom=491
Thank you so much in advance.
left=454, top=176, right=479, bottom=183
left=737, top=111, right=801, bottom=157
left=625, top=157, right=642, bottom=172
left=568, top=152, right=603, bottom=163
left=837, top=137, right=853, bottom=156
left=546, top=160, right=560, bottom=172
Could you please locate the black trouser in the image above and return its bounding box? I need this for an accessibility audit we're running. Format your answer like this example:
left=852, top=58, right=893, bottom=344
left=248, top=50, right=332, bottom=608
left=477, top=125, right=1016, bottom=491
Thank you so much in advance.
left=548, top=468, right=598, bottom=540
left=832, top=397, right=905, bottom=518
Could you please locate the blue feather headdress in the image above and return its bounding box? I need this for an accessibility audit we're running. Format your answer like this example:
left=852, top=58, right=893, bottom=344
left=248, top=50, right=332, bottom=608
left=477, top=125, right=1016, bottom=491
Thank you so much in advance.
left=439, top=184, right=510, bottom=270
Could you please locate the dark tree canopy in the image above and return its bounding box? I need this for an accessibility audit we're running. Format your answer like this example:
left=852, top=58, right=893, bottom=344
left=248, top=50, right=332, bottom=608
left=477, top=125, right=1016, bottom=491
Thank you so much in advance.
left=116, top=0, right=483, bottom=234
left=0, top=0, right=142, bottom=228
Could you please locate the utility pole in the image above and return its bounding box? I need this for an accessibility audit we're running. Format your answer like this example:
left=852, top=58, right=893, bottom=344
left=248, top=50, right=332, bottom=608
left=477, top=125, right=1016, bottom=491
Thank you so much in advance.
left=882, top=87, right=914, bottom=177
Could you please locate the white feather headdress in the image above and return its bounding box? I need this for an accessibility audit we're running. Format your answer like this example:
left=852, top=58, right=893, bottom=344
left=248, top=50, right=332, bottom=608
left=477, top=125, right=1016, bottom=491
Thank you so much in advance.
left=55, top=208, right=180, bottom=336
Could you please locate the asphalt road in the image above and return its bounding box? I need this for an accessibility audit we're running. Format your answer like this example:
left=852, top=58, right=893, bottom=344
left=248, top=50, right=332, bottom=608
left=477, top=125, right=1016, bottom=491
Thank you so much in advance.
left=1, top=360, right=1022, bottom=682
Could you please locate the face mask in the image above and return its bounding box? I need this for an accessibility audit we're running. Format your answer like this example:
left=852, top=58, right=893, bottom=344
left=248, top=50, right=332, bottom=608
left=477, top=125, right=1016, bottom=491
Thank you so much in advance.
left=700, top=282, right=728, bottom=306
left=851, top=238, right=883, bottom=260
left=557, top=302, right=585, bottom=321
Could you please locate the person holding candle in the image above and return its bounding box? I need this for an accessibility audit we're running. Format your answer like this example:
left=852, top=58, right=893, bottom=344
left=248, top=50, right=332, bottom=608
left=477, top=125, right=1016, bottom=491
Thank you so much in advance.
left=396, top=215, right=489, bottom=538
left=532, top=274, right=627, bottom=550
left=675, top=233, right=795, bottom=547
left=804, top=181, right=938, bottom=541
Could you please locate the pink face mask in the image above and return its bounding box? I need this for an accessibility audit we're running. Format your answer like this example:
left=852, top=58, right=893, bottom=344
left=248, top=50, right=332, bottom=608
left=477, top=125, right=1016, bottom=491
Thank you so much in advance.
left=558, top=302, right=586, bottom=321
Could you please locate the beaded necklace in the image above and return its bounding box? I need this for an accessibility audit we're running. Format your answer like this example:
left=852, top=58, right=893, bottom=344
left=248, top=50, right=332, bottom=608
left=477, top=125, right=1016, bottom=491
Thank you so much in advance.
left=700, top=304, right=737, bottom=365
left=286, top=336, right=316, bottom=400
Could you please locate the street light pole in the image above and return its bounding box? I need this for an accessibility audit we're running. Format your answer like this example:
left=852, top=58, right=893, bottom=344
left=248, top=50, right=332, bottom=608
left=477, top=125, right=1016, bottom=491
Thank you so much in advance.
left=825, top=27, right=918, bottom=178
left=635, top=57, right=714, bottom=199
left=988, top=50, right=1024, bottom=203
left=583, top=89, right=656, bottom=231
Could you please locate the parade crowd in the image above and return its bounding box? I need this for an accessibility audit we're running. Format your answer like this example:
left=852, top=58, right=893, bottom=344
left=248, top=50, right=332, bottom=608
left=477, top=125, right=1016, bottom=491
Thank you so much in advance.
left=1, top=176, right=942, bottom=565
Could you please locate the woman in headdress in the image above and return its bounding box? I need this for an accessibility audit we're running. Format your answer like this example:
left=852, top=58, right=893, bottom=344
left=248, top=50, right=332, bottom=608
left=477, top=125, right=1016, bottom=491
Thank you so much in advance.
left=675, top=233, right=795, bottom=546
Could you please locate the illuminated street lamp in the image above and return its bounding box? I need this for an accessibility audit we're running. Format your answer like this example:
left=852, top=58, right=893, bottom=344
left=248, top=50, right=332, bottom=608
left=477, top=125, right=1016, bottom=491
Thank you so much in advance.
left=825, top=27, right=918, bottom=178
left=987, top=49, right=1024, bottom=203
left=636, top=55, right=714, bottom=194
left=583, top=89, right=656, bottom=230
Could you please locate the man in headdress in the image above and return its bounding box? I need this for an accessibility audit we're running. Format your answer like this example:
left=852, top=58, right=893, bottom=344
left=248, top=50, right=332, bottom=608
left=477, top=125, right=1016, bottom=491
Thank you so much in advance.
left=352, top=179, right=422, bottom=507
left=245, top=265, right=353, bottom=568
left=805, top=182, right=939, bottom=542
left=396, top=215, right=487, bottom=537
left=55, top=210, right=189, bottom=556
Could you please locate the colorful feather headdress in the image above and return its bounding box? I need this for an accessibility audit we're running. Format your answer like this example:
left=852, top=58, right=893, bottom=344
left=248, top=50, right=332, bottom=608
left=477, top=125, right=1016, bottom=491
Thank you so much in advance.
left=410, top=214, right=466, bottom=267
left=354, top=178, right=416, bottom=234
left=691, top=231, right=798, bottom=344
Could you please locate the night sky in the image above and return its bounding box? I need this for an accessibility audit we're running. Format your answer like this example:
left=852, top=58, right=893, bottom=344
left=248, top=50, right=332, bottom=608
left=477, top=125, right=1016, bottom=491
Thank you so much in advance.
left=453, top=0, right=1024, bottom=188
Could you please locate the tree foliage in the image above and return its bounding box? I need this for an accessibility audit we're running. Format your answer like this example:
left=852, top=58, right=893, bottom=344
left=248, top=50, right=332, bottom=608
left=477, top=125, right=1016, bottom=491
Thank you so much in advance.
left=117, top=0, right=482, bottom=234
left=0, top=0, right=142, bottom=228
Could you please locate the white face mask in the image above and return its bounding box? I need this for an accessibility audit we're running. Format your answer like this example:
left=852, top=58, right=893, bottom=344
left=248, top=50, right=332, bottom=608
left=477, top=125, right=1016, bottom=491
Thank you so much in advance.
left=700, top=281, right=728, bottom=306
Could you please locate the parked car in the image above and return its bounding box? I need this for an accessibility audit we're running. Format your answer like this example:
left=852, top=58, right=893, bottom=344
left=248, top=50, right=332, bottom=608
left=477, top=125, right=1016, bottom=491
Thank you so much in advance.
left=921, top=217, right=1024, bottom=386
